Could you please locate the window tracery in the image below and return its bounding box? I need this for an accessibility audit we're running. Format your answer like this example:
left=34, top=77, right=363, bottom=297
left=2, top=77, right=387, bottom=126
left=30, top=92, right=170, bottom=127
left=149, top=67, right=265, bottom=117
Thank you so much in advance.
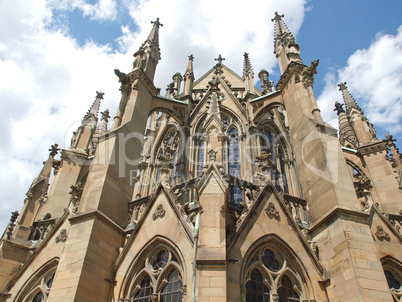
left=243, top=244, right=304, bottom=302
left=21, top=268, right=56, bottom=302
left=128, top=246, right=184, bottom=302
left=382, top=259, right=402, bottom=302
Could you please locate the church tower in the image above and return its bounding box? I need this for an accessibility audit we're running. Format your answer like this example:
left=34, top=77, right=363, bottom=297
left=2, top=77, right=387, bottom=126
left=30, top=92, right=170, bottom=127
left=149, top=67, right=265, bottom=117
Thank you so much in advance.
left=1, top=14, right=402, bottom=302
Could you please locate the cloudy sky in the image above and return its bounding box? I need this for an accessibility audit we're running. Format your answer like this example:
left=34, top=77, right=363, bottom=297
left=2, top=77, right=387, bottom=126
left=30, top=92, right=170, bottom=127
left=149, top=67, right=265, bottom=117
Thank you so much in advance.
left=0, top=0, right=401, bottom=232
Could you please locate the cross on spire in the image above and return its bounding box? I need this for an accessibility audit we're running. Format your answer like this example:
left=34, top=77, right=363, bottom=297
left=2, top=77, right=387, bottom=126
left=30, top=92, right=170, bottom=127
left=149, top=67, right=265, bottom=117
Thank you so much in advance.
left=271, top=12, right=284, bottom=22
left=151, top=18, right=163, bottom=28
left=215, top=54, right=225, bottom=64
left=188, top=54, right=194, bottom=61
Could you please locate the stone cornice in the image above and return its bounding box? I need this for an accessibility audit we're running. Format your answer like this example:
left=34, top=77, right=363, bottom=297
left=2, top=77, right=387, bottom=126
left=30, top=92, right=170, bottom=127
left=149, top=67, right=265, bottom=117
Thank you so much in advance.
left=357, top=141, right=388, bottom=156
left=309, top=206, right=370, bottom=233
left=69, top=209, right=126, bottom=234
left=276, top=62, right=305, bottom=91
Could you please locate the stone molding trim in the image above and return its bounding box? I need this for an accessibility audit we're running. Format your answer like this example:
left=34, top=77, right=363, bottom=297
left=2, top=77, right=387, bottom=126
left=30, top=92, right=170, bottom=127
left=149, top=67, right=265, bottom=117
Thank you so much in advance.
left=357, top=141, right=388, bottom=156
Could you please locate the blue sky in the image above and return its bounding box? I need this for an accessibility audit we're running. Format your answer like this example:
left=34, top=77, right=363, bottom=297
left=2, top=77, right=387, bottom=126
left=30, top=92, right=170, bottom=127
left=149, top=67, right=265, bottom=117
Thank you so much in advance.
left=0, top=0, right=401, bottom=231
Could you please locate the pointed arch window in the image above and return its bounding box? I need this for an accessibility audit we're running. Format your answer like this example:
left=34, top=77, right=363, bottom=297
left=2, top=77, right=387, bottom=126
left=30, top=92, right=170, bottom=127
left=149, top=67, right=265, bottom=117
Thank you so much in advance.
left=126, top=245, right=185, bottom=302
left=259, top=125, right=289, bottom=193
left=197, top=139, right=205, bottom=176
left=18, top=266, right=56, bottom=302
left=228, top=127, right=241, bottom=177
left=242, top=243, right=305, bottom=301
left=278, top=147, right=289, bottom=193
left=381, top=259, right=402, bottom=302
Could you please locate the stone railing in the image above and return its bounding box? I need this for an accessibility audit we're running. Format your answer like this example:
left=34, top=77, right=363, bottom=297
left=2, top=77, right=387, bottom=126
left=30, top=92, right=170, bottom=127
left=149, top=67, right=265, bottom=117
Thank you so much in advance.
left=387, top=213, right=402, bottom=234
left=283, top=193, right=309, bottom=226
left=28, top=219, right=56, bottom=241
left=127, top=196, right=151, bottom=228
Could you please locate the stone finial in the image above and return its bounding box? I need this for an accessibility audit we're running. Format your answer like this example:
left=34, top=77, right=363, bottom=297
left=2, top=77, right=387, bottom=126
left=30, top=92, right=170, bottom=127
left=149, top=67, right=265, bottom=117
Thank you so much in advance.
left=258, top=69, right=272, bottom=94
left=101, top=109, right=110, bottom=121
left=96, top=91, right=104, bottom=99
left=215, top=54, right=225, bottom=64
left=49, top=144, right=60, bottom=157
left=338, top=82, right=347, bottom=91
left=271, top=12, right=284, bottom=22
left=151, top=18, right=163, bottom=28
left=334, top=101, right=345, bottom=115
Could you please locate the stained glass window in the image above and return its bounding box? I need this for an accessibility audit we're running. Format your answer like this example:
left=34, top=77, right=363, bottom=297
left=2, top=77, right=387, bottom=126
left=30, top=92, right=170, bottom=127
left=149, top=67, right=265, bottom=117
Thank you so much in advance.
left=197, top=140, right=205, bottom=176
left=278, top=275, right=300, bottom=302
left=160, top=269, right=183, bottom=302
left=228, top=127, right=241, bottom=178
left=133, top=275, right=153, bottom=302
left=245, top=269, right=270, bottom=302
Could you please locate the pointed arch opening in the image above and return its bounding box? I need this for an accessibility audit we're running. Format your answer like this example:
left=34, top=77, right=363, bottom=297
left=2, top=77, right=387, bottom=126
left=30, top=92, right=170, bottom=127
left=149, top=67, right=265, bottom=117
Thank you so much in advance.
left=14, top=258, right=59, bottom=302
left=240, top=236, right=314, bottom=302
left=120, top=237, right=186, bottom=302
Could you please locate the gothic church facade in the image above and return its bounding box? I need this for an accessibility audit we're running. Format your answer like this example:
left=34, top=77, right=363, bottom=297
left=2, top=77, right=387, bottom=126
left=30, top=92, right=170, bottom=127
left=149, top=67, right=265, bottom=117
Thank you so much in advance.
left=1, top=13, right=402, bottom=302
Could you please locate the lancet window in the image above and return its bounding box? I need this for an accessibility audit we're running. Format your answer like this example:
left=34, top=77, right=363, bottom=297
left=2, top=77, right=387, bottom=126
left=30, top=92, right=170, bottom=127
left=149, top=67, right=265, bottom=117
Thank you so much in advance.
left=242, top=243, right=305, bottom=302
left=197, top=131, right=206, bottom=176
left=127, top=245, right=185, bottom=302
left=259, top=124, right=289, bottom=193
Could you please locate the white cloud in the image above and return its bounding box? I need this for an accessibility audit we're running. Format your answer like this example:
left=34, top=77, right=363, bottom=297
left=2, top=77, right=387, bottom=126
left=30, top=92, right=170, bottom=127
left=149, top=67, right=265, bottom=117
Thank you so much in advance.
left=0, top=0, right=307, bottom=231
left=318, top=26, right=402, bottom=137
left=48, top=0, right=118, bottom=21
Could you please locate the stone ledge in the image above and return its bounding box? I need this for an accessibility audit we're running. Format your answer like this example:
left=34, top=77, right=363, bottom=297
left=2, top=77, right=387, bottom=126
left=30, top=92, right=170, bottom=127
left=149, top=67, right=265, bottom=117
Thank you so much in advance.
left=69, top=210, right=125, bottom=234
left=309, top=206, right=370, bottom=234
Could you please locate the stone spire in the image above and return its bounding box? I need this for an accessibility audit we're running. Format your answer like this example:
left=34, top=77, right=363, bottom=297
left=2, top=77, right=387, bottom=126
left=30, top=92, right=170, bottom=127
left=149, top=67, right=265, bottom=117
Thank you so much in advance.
left=243, top=52, right=253, bottom=79
left=334, top=101, right=357, bottom=147
left=271, top=12, right=302, bottom=74
left=70, top=92, right=103, bottom=150
left=92, top=109, right=110, bottom=152
left=147, top=17, right=163, bottom=45
left=272, top=12, right=290, bottom=39
left=338, top=82, right=362, bottom=113
left=183, top=54, right=195, bottom=98
left=243, top=52, right=255, bottom=94
left=133, top=18, right=163, bottom=81
left=338, top=83, right=377, bottom=143
left=82, top=91, right=103, bottom=124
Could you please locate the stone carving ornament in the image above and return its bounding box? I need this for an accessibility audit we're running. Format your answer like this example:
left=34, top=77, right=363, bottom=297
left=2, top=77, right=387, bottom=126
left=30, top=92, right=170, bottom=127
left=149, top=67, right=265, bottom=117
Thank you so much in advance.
left=375, top=225, right=390, bottom=242
left=152, top=204, right=166, bottom=221
left=266, top=202, right=279, bottom=219
left=55, top=229, right=68, bottom=244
